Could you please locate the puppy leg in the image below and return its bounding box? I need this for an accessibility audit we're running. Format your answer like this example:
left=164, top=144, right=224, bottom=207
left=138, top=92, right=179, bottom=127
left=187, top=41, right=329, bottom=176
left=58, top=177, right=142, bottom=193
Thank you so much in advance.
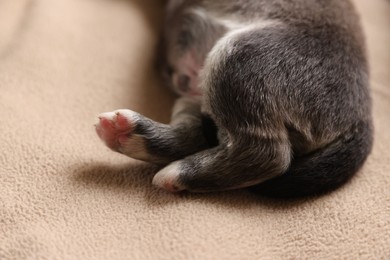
left=153, top=24, right=295, bottom=193
left=152, top=136, right=291, bottom=192
left=95, top=98, right=217, bottom=164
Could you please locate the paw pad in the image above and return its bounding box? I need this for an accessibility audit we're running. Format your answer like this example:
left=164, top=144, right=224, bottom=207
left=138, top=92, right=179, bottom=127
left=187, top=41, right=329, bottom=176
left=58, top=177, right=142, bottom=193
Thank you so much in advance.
left=95, top=109, right=138, bottom=151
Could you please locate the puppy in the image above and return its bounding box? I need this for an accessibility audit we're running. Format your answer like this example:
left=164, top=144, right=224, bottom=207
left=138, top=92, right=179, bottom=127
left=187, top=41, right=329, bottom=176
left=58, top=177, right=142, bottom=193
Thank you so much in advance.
left=95, top=0, right=373, bottom=198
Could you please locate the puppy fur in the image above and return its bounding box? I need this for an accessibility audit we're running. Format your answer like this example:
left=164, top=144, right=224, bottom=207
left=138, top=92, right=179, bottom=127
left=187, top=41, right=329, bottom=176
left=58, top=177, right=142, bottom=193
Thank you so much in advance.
left=96, top=0, right=373, bottom=198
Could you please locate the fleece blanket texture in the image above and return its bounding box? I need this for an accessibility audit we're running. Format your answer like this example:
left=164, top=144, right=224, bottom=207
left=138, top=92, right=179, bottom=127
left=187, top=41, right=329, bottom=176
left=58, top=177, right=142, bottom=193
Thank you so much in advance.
left=0, top=0, right=389, bottom=259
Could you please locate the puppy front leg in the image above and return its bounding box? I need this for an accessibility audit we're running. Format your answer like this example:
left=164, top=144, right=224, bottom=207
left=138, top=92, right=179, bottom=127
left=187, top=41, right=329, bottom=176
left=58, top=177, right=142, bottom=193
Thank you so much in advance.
left=95, top=98, right=217, bottom=164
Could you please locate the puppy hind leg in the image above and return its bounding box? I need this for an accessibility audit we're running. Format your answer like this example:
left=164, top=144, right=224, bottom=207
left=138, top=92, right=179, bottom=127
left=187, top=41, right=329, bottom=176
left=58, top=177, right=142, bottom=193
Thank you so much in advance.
left=153, top=138, right=291, bottom=192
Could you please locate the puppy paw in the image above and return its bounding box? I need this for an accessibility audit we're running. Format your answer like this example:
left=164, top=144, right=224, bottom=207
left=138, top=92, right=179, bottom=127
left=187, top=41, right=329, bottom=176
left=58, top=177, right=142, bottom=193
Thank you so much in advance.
left=152, top=161, right=186, bottom=192
left=95, top=109, right=142, bottom=154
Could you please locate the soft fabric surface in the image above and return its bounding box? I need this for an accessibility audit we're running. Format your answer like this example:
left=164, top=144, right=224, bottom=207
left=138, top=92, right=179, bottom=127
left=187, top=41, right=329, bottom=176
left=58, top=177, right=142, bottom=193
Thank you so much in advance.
left=1, top=0, right=389, bottom=259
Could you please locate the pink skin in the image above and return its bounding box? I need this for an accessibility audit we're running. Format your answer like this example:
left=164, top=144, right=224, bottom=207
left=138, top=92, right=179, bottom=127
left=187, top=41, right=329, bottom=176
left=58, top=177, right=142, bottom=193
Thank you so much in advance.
left=95, top=112, right=133, bottom=151
left=163, top=181, right=182, bottom=192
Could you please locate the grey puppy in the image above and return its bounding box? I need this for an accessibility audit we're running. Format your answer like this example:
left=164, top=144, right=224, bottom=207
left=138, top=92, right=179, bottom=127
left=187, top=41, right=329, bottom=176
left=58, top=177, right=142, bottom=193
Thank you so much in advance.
left=95, top=0, right=373, bottom=197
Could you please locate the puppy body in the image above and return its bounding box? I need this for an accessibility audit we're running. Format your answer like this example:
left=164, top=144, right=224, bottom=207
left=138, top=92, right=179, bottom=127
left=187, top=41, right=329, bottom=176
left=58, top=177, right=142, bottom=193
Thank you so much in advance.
left=96, top=0, right=373, bottom=197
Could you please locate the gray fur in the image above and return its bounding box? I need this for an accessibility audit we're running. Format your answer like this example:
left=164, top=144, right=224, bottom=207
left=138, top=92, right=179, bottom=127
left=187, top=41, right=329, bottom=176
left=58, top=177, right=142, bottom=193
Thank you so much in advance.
left=98, top=0, right=373, bottom=197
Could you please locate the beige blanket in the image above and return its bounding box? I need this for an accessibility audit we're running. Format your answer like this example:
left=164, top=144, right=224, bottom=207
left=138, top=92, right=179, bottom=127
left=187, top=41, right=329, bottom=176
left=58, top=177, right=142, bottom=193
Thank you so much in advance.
left=1, top=0, right=389, bottom=259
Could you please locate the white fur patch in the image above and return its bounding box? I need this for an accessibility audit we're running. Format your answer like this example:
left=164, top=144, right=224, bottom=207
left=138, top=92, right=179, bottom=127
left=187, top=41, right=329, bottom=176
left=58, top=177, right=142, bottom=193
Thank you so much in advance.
left=152, top=161, right=185, bottom=192
left=118, top=134, right=152, bottom=162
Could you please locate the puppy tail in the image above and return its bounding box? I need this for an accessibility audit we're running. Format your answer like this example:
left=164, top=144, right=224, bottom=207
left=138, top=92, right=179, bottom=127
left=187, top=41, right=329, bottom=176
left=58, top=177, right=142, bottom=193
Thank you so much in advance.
left=251, top=120, right=373, bottom=198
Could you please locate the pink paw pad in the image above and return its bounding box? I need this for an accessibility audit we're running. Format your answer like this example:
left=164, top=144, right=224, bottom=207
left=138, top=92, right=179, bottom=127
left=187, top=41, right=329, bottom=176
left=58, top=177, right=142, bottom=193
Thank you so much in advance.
left=95, top=110, right=137, bottom=151
left=114, top=112, right=131, bottom=130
